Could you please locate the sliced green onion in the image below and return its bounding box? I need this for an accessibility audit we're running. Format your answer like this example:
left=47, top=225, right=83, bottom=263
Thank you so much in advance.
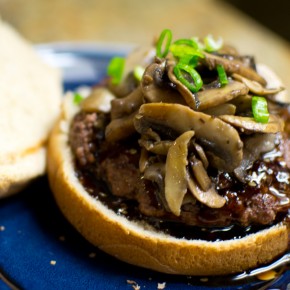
left=169, top=44, right=204, bottom=59
left=204, top=35, right=223, bottom=52
left=252, top=96, right=269, bottom=123
left=73, top=93, right=84, bottom=105
left=188, top=55, right=200, bottom=67
left=179, top=55, right=199, bottom=67
left=133, top=65, right=145, bottom=81
left=156, top=29, right=172, bottom=58
left=191, top=37, right=205, bottom=50
left=107, top=57, right=125, bottom=85
left=178, top=55, right=193, bottom=64
left=173, top=63, right=203, bottom=93
left=216, top=64, right=228, bottom=86
left=173, top=38, right=199, bottom=49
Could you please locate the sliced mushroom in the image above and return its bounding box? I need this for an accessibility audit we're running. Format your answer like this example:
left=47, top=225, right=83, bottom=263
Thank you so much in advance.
left=139, top=148, right=149, bottom=173
left=256, top=63, right=290, bottom=104
left=124, top=45, right=156, bottom=77
left=105, top=111, right=137, bottom=142
left=165, top=131, right=195, bottom=216
left=230, top=94, right=252, bottom=114
left=167, top=60, right=200, bottom=110
left=80, top=87, right=116, bottom=113
left=187, top=178, right=226, bottom=208
left=234, top=133, right=277, bottom=182
left=219, top=114, right=284, bottom=134
left=182, top=193, right=197, bottom=206
left=143, top=128, right=161, bottom=142
left=197, top=79, right=248, bottom=111
left=189, top=155, right=211, bottom=191
left=144, top=162, right=169, bottom=210
left=203, top=103, right=236, bottom=116
left=202, top=52, right=266, bottom=86
left=232, top=73, right=283, bottom=95
left=215, top=53, right=257, bottom=71
left=134, top=113, right=178, bottom=140
left=108, top=72, right=137, bottom=98
left=217, top=44, right=239, bottom=56
left=139, top=138, right=173, bottom=155
left=110, top=86, right=144, bottom=119
left=135, top=103, right=243, bottom=171
left=109, top=46, right=156, bottom=98
left=191, top=141, right=209, bottom=169
left=141, top=60, right=186, bottom=104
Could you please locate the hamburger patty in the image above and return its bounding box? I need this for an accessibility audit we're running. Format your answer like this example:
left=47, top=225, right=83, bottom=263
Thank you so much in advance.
left=69, top=111, right=290, bottom=229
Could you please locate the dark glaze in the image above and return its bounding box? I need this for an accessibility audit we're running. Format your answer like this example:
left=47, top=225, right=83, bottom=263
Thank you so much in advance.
left=73, top=124, right=290, bottom=241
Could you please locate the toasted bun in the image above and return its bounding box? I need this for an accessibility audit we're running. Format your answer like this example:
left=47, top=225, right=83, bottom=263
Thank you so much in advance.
left=0, top=19, right=62, bottom=197
left=47, top=92, right=289, bottom=276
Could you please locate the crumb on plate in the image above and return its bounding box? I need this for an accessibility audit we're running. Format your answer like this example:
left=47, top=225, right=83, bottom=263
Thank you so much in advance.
left=157, top=282, right=166, bottom=289
left=88, top=252, right=96, bottom=258
left=127, top=280, right=141, bottom=290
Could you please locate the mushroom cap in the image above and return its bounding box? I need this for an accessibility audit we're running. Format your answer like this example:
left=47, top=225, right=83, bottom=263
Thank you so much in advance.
left=135, top=103, right=243, bottom=172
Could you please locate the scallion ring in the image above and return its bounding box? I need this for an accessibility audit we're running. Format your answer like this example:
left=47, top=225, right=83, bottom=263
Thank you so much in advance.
left=133, top=65, right=145, bottom=81
left=191, top=37, right=205, bottom=50
left=174, top=63, right=203, bottom=93
left=73, top=93, right=84, bottom=105
left=173, top=38, right=199, bottom=49
left=204, top=35, right=223, bottom=52
left=178, top=55, right=199, bottom=67
left=107, top=57, right=125, bottom=85
left=216, top=64, right=228, bottom=86
left=252, top=96, right=269, bottom=123
left=169, top=44, right=204, bottom=59
left=156, top=29, right=172, bottom=58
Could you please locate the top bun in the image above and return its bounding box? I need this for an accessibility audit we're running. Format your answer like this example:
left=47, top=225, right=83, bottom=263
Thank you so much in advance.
left=0, top=19, right=62, bottom=197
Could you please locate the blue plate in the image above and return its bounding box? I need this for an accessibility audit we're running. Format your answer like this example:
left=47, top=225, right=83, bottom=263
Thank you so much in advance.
left=1, top=43, right=290, bottom=290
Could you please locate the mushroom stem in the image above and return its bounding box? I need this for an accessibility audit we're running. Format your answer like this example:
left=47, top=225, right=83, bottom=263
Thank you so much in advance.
left=165, top=131, right=195, bottom=216
left=189, top=155, right=212, bottom=192
left=187, top=178, right=226, bottom=209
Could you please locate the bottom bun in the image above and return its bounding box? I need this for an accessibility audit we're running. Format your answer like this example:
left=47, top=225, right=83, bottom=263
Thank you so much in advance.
left=47, top=117, right=289, bottom=276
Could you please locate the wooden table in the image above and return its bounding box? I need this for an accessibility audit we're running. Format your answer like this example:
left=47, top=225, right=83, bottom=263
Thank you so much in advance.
left=1, top=0, right=290, bottom=90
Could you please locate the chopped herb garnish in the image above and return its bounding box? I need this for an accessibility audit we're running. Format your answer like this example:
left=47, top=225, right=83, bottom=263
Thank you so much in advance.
left=191, top=37, right=205, bottom=50
left=204, top=35, right=223, bottom=52
left=133, top=65, right=145, bottom=81
left=169, top=43, right=204, bottom=59
left=173, top=38, right=199, bottom=49
left=252, top=96, right=269, bottom=123
left=174, top=63, right=203, bottom=93
left=178, top=55, right=199, bottom=67
left=216, top=64, right=228, bottom=86
left=73, top=93, right=84, bottom=105
left=156, top=29, right=172, bottom=58
left=107, top=57, right=125, bottom=85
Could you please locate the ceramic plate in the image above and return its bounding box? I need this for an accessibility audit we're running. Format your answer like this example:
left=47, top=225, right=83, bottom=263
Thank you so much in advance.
left=1, top=43, right=290, bottom=290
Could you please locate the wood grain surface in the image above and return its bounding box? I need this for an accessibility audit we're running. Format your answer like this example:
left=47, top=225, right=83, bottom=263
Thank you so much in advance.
left=1, top=0, right=290, bottom=90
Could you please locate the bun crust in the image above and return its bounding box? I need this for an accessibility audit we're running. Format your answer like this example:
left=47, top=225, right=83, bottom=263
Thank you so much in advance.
left=47, top=98, right=289, bottom=275
left=0, top=19, right=62, bottom=197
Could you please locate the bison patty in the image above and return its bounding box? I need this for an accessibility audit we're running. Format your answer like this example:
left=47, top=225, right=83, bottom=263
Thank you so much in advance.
left=69, top=111, right=290, bottom=230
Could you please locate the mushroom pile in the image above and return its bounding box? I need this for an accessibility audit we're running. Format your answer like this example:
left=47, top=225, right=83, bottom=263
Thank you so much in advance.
left=82, top=30, right=289, bottom=217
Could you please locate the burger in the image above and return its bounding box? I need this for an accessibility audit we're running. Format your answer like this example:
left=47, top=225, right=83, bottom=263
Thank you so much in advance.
left=47, top=30, right=290, bottom=275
